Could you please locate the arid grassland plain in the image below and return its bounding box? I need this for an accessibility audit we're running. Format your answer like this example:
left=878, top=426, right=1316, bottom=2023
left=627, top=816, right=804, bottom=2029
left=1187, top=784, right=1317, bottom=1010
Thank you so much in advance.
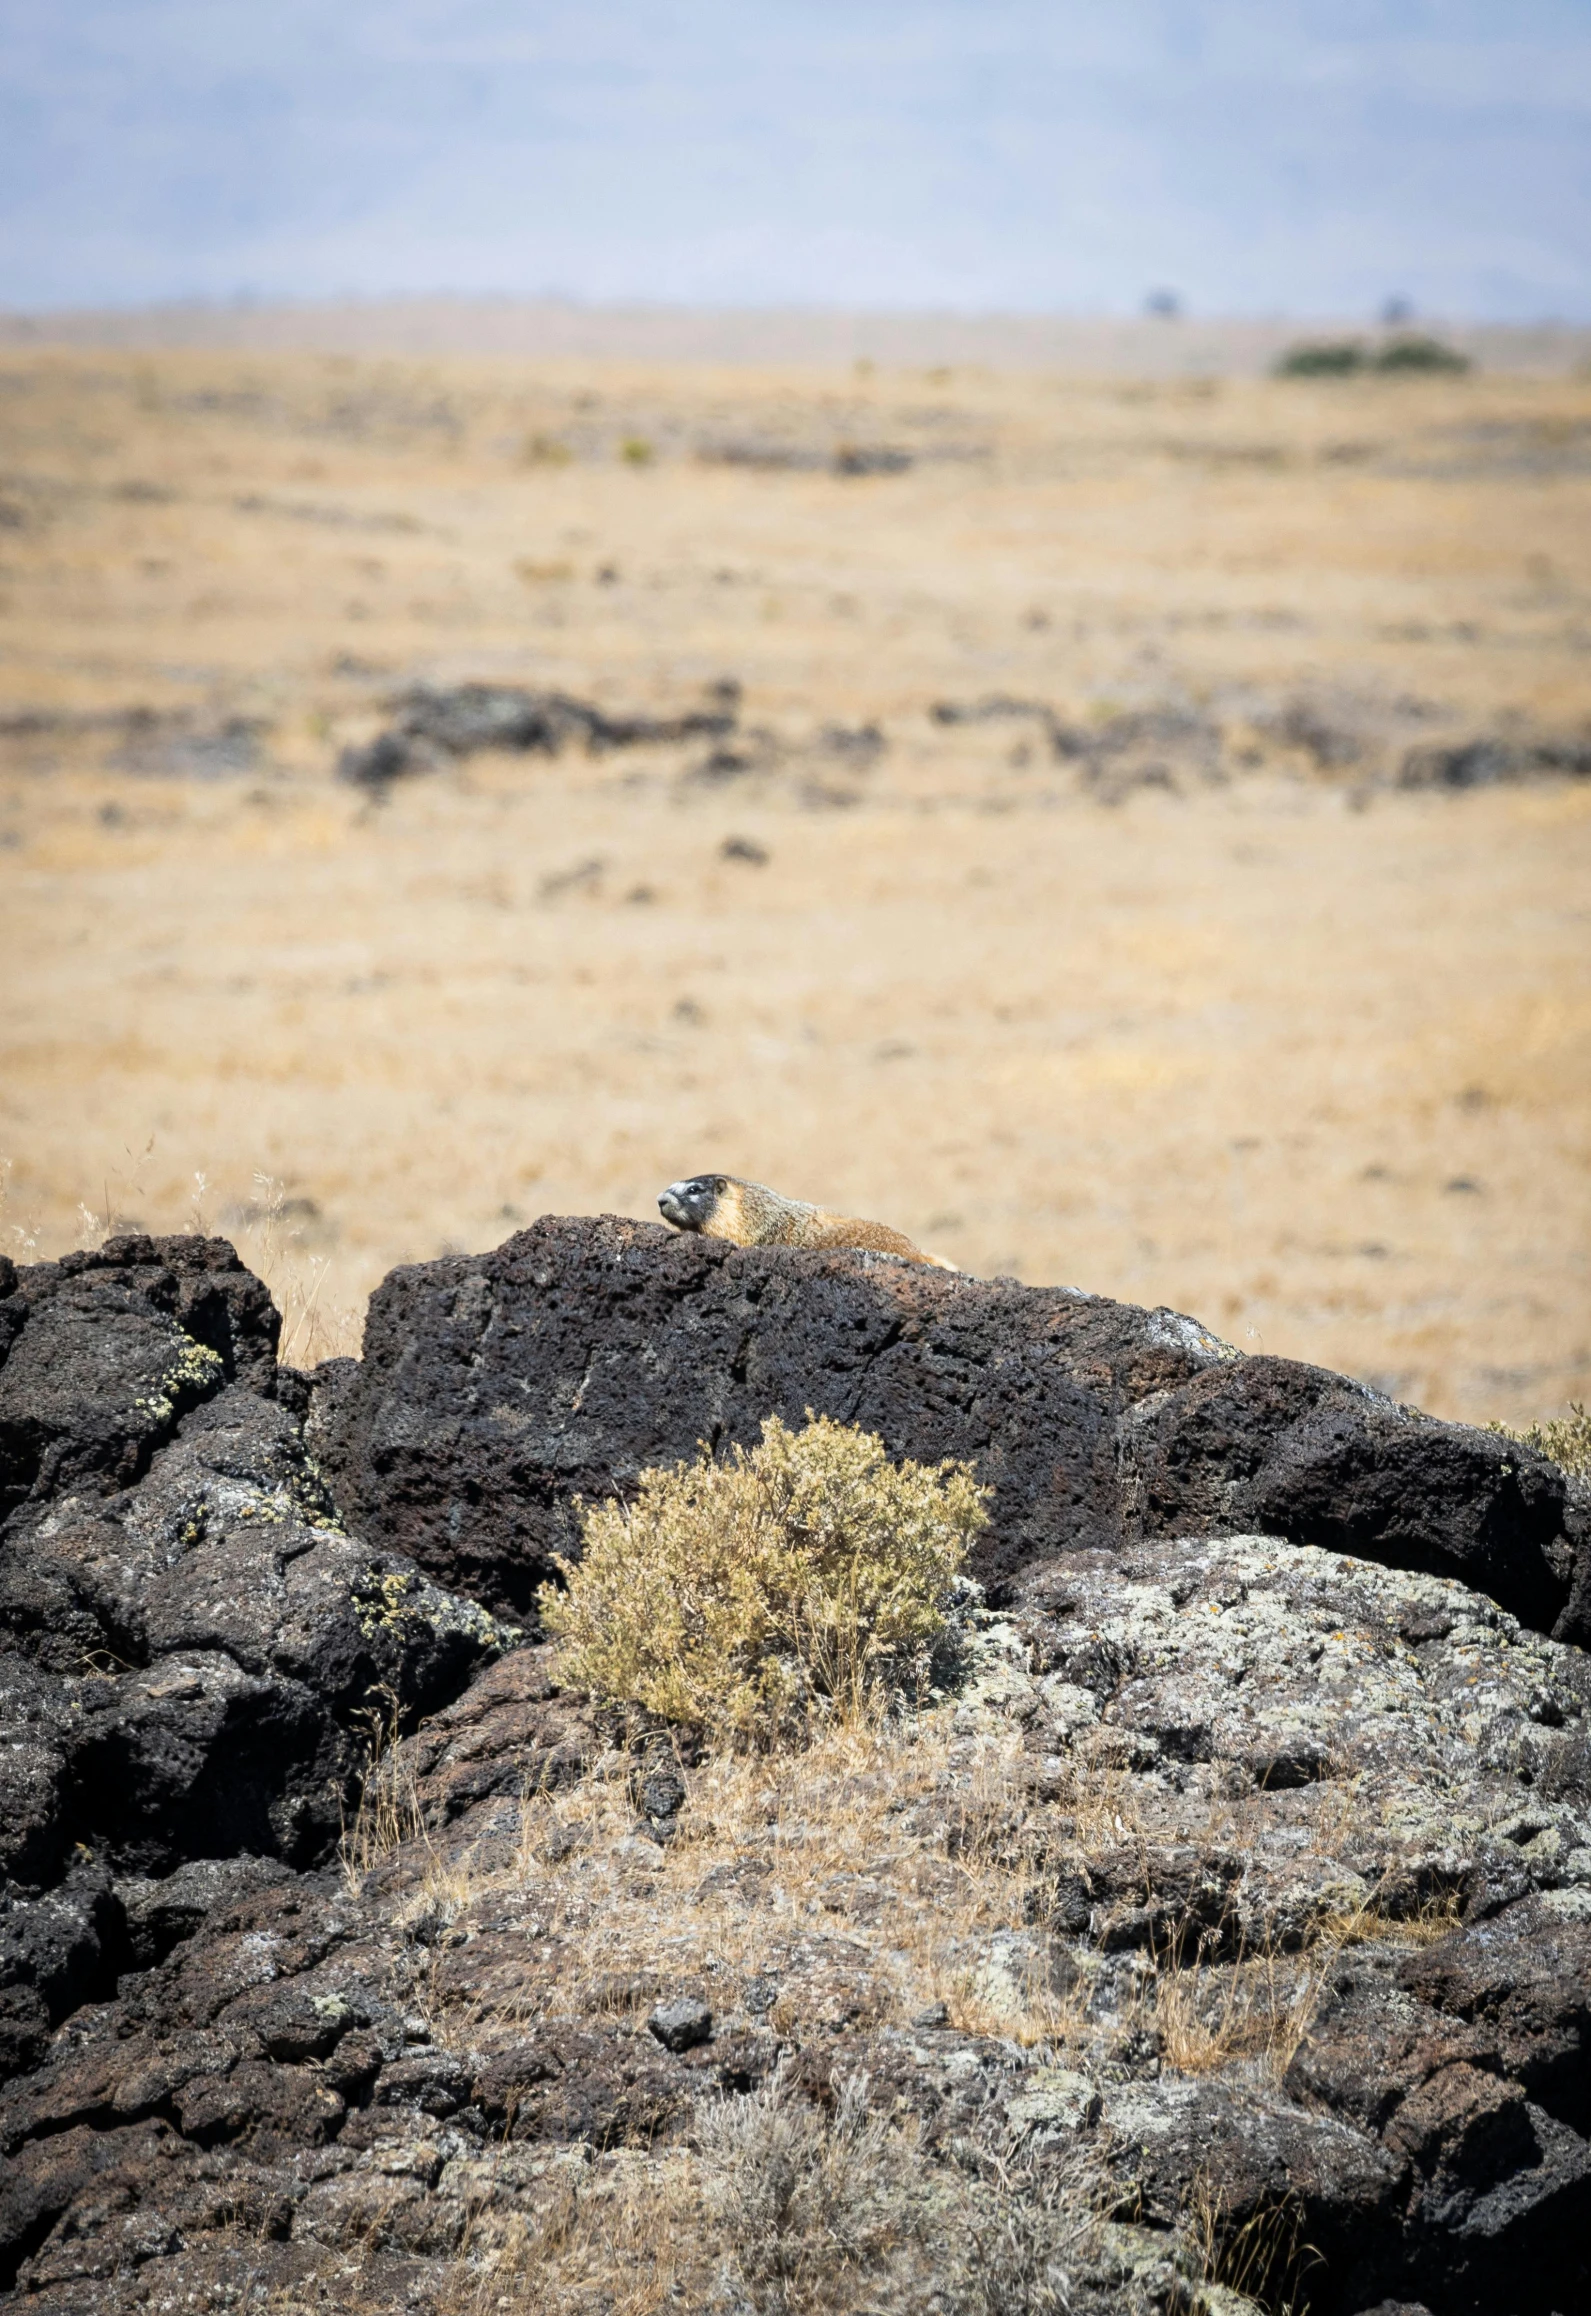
left=1, top=325, right=1587, bottom=1426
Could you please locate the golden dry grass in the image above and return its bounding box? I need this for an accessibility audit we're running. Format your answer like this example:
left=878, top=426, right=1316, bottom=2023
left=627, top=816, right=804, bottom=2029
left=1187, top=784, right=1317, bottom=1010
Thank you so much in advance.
left=2, top=340, right=1588, bottom=1420
left=325, top=1684, right=1439, bottom=2314
left=352, top=1695, right=1442, bottom=2084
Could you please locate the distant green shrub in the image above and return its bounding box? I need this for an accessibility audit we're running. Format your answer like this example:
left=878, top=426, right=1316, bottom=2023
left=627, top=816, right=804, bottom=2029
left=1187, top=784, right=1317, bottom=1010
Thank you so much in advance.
left=1274, top=334, right=1472, bottom=380
left=1374, top=334, right=1471, bottom=374
left=1275, top=340, right=1366, bottom=378
left=621, top=436, right=655, bottom=465
left=541, top=1414, right=988, bottom=1743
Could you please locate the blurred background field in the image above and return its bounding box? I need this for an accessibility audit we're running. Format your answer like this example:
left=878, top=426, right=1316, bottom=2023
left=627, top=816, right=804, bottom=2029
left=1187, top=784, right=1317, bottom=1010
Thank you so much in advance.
left=1, top=323, right=1588, bottom=1423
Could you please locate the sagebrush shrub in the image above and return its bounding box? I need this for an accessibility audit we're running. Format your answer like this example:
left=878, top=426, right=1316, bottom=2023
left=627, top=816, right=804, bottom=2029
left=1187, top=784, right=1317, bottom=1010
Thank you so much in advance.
left=540, top=1413, right=988, bottom=1742
left=1497, top=1402, right=1591, bottom=1482
left=1274, top=339, right=1366, bottom=377
left=1274, top=334, right=1470, bottom=380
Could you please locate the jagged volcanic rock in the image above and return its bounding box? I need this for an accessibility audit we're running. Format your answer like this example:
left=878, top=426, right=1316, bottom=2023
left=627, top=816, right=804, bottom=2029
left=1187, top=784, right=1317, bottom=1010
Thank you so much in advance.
left=1, top=1221, right=1588, bottom=2314
left=0, top=1239, right=519, bottom=2077
left=309, top=1215, right=1583, bottom=1635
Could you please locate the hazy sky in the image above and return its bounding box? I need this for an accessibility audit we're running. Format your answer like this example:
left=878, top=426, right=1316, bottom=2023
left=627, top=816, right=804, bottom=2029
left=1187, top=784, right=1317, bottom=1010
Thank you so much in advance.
left=3, top=1, right=1589, bottom=318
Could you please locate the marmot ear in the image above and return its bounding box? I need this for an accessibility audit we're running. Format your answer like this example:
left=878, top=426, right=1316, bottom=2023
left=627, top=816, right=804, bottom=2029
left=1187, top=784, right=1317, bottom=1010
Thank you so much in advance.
left=711, top=1176, right=727, bottom=1193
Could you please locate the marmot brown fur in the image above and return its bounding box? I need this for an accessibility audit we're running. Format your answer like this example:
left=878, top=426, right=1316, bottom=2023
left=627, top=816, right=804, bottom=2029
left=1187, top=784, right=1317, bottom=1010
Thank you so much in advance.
left=658, top=1174, right=956, bottom=1269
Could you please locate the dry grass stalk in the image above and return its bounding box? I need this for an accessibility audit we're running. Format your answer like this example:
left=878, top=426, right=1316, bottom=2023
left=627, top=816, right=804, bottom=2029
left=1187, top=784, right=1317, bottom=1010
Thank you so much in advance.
left=1187, top=2173, right=1319, bottom=2316
left=1142, top=1884, right=1467, bottom=2084
left=232, top=1170, right=361, bottom=1366
left=339, top=1684, right=431, bottom=1889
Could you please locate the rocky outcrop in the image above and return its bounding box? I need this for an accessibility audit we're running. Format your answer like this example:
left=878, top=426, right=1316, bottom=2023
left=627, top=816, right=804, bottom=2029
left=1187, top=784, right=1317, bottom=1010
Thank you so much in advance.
left=2, top=1544, right=1587, bottom=2313
left=311, top=1215, right=1583, bottom=1636
left=0, top=1239, right=518, bottom=2078
left=999, top=1538, right=1591, bottom=2312
left=925, top=692, right=1591, bottom=802
left=2, top=1220, right=1588, bottom=2313
left=0, top=1236, right=278, bottom=1523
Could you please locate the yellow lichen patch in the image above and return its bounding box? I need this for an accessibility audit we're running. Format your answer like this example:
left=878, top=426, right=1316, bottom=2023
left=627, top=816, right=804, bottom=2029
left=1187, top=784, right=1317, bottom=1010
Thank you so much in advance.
left=132, top=1333, right=225, bottom=1427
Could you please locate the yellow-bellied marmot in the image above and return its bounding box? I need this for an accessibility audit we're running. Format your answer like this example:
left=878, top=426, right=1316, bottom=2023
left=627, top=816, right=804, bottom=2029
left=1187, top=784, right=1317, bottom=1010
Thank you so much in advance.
left=658, top=1174, right=956, bottom=1269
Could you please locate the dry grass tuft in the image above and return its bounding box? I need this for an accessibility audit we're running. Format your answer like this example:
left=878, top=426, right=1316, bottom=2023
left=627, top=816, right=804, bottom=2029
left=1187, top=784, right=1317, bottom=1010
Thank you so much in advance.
left=339, top=1685, right=430, bottom=1888
left=228, top=1170, right=363, bottom=1366
left=696, top=2059, right=935, bottom=2307
left=444, top=2065, right=1098, bottom=2316
left=1188, top=2175, right=1319, bottom=2316
left=541, top=1415, right=987, bottom=1744
left=1145, top=1886, right=1467, bottom=2084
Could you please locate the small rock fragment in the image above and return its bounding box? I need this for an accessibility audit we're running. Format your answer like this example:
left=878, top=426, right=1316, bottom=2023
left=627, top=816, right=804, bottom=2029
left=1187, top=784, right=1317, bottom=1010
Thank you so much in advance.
left=648, top=1996, right=712, bottom=2053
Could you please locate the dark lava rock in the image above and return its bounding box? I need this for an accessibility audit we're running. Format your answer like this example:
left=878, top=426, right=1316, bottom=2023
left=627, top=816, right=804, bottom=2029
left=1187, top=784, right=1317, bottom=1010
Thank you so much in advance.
left=0, top=1533, right=1587, bottom=2311
left=1117, top=1351, right=1576, bottom=1634
left=647, top=1995, right=712, bottom=2052
left=1, top=1219, right=1588, bottom=2314
left=0, top=1234, right=278, bottom=1522
left=3, top=1381, right=518, bottom=1881
left=310, top=1215, right=1579, bottom=1635
left=115, top=1855, right=299, bottom=1971
left=1398, top=737, right=1591, bottom=789
left=337, top=684, right=736, bottom=789
left=395, top=1641, right=598, bottom=1830
left=0, top=1240, right=519, bottom=2086
left=306, top=1215, right=1251, bottom=1615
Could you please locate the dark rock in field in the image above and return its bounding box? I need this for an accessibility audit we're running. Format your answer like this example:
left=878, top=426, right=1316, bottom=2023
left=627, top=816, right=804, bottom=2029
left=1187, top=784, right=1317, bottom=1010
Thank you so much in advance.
left=930, top=692, right=1057, bottom=732
left=635, top=1757, right=687, bottom=1836
left=1282, top=1899, right=1591, bottom=2306
left=926, top=689, right=1591, bottom=803
left=1, top=1218, right=1589, bottom=2312
left=308, top=1213, right=1236, bottom=1613
left=1102, top=2071, right=1405, bottom=2290
left=818, top=719, right=886, bottom=765
left=1398, top=736, right=1591, bottom=789
left=0, top=1863, right=120, bottom=2074
left=927, top=696, right=1224, bottom=799
left=1053, top=705, right=1225, bottom=801
left=831, top=444, right=913, bottom=476
left=647, top=1995, right=712, bottom=2052
left=310, top=1214, right=1578, bottom=1638
left=337, top=683, right=737, bottom=789
left=3, top=1380, right=519, bottom=1882
left=397, top=1641, right=598, bottom=1829
left=112, top=714, right=269, bottom=780
left=115, top=1855, right=299, bottom=1970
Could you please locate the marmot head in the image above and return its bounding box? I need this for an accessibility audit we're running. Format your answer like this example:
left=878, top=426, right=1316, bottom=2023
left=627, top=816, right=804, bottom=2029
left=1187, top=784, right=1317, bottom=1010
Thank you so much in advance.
left=658, top=1174, right=730, bottom=1232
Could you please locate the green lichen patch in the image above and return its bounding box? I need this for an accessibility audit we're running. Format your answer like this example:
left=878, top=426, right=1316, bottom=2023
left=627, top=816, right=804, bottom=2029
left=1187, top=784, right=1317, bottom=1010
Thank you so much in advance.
left=131, top=1331, right=225, bottom=1430
left=351, top=1560, right=522, bottom=1659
